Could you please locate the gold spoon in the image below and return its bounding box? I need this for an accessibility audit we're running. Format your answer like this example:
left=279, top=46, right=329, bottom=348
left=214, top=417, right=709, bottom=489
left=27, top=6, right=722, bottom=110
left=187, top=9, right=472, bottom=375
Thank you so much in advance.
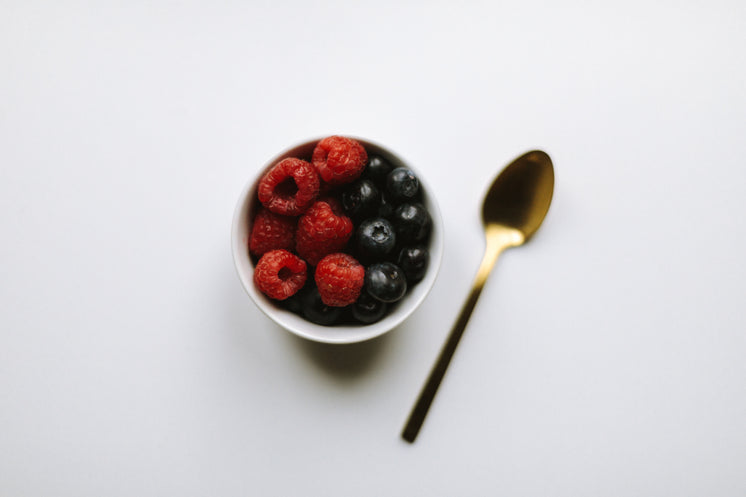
left=402, top=150, right=555, bottom=443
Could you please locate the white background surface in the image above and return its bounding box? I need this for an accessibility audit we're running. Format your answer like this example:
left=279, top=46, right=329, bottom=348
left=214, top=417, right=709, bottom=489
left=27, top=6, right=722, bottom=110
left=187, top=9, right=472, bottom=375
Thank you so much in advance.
left=1, top=1, right=745, bottom=496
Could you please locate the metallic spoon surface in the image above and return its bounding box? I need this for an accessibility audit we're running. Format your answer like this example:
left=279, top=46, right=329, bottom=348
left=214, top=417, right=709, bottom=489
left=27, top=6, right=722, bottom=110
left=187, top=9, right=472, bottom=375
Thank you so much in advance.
left=402, top=150, right=554, bottom=443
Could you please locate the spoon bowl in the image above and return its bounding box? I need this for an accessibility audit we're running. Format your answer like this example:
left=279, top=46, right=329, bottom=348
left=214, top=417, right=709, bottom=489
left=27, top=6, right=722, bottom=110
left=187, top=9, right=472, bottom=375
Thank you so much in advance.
left=402, top=150, right=554, bottom=442
left=482, top=150, right=554, bottom=238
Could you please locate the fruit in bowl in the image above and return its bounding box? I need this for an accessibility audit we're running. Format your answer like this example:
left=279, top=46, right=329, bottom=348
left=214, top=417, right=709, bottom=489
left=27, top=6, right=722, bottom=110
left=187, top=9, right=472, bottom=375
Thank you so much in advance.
left=231, top=136, right=443, bottom=344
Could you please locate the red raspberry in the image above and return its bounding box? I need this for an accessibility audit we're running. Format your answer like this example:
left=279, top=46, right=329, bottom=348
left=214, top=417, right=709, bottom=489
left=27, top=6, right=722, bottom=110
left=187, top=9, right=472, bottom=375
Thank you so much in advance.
left=258, top=158, right=319, bottom=216
left=249, top=208, right=296, bottom=257
left=296, top=198, right=353, bottom=265
left=253, top=249, right=307, bottom=300
left=312, top=136, right=368, bottom=186
left=315, top=253, right=365, bottom=307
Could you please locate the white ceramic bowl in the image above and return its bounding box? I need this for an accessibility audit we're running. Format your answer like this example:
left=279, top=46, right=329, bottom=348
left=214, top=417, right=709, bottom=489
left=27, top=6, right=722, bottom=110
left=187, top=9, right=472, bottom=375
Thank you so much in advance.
left=231, top=137, right=443, bottom=344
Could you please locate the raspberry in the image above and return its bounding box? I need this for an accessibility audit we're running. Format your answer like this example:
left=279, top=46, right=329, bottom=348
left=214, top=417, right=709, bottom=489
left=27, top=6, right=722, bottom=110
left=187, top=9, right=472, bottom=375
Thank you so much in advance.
left=312, top=136, right=368, bottom=186
left=253, top=249, right=307, bottom=300
left=258, top=158, right=319, bottom=216
left=249, top=208, right=296, bottom=257
left=296, top=198, right=353, bottom=265
left=315, top=253, right=365, bottom=307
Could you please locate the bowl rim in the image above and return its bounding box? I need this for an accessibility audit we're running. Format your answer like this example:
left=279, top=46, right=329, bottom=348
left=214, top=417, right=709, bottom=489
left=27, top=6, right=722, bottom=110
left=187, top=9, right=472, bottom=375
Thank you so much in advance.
left=231, top=136, right=443, bottom=344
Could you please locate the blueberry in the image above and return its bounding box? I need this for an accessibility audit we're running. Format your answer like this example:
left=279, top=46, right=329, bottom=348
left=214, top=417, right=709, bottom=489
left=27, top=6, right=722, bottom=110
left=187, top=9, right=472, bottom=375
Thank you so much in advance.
left=363, top=155, right=393, bottom=186
left=391, top=202, right=431, bottom=243
left=378, top=191, right=395, bottom=219
left=387, top=167, right=420, bottom=203
left=351, top=292, right=388, bottom=324
left=301, top=287, right=342, bottom=325
left=365, top=262, right=407, bottom=303
left=356, top=218, right=396, bottom=261
left=281, top=293, right=303, bottom=314
left=341, top=179, right=380, bottom=219
left=398, top=245, right=429, bottom=284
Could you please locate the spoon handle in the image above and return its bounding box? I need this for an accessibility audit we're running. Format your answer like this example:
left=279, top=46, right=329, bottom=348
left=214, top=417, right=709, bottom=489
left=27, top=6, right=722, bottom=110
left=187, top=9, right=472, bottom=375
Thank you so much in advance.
left=401, top=225, right=522, bottom=443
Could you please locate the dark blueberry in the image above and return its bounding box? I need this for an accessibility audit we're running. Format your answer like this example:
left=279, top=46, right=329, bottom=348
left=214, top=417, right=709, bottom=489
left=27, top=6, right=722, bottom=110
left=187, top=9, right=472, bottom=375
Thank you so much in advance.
left=365, top=262, right=408, bottom=303
left=378, top=191, right=395, bottom=219
left=387, top=167, right=420, bottom=203
left=391, top=202, right=431, bottom=243
left=351, top=292, right=388, bottom=324
left=397, top=245, right=429, bottom=284
left=363, top=155, right=394, bottom=186
left=341, top=179, right=380, bottom=219
left=301, top=287, right=343, bottom=325
left=280, top=293, right=303, bottom=314
left=356, top=218, right=396, bottom=261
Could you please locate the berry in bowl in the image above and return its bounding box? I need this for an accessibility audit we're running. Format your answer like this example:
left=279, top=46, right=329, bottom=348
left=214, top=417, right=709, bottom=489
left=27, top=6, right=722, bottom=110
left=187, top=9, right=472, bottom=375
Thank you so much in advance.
left=231, top=136, right=443, bottom=344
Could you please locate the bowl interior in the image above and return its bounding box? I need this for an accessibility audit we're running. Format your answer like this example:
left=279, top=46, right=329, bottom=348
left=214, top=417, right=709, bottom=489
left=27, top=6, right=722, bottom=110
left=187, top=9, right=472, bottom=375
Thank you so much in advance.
left=231, top=138, right=443, bottom=344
